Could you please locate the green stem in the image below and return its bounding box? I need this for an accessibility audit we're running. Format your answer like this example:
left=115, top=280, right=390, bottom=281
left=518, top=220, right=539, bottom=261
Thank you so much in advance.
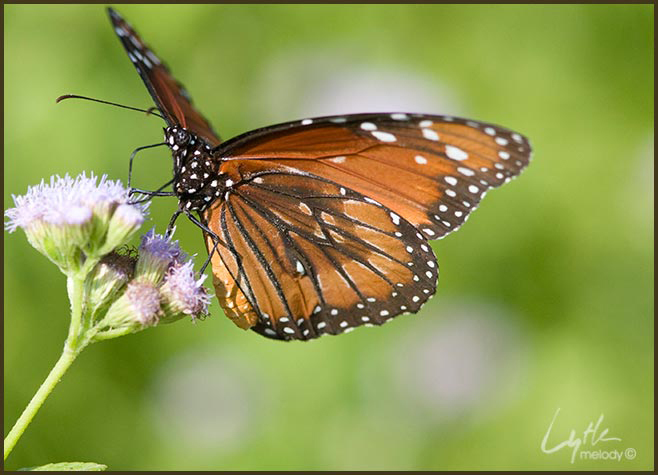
left=4, top=272, right=89, bottom=461
left=3, top=345, right=80, bottom=460
left=91, top=326, right=137, bottom=341
left=67, top=259, right=98, bottom=344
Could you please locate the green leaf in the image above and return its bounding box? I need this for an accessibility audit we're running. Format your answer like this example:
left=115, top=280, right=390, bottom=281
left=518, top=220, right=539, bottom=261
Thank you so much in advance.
left=18, top=462, right=107, bottom=471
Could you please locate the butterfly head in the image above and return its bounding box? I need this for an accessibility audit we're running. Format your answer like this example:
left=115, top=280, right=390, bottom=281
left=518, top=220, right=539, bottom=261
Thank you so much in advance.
left=164, top=126, right=223, bottom=212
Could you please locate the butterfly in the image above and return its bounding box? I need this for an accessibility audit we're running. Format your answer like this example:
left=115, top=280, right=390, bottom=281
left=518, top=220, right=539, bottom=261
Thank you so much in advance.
left=108, top=7, right=532, bottom=341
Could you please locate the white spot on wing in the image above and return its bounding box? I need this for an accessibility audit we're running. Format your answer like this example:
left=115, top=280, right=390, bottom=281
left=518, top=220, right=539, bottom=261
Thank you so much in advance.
left=446, top=145, right=468, bottom=161
left=372, top=131, right=397, bottom=142
left=146, top=50, right=160, bottom=65
left=295, top=261, right=306, bottom=275
left=422, top=128, right=439, bottom=141
left=364, top=197, right=381, bottom=206
left=457, top=167, right=475, bottom=176
left=299, top=202, right=312, bottom=215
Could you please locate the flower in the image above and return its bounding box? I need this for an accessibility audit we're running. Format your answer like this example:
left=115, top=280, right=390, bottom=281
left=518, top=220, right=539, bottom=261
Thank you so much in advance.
left=92, top=230, right=211, bottom=338
left=6, top=174, right=211, bottom=340
left=4, top=173, right=147, bottom=271
left=98, top=203, right=147, bottom=255
left=134, top=229, right=187, bottom=284
left=85, top=250, right=137, bottom=318
left=160, top=260, right=211, bottom=322
left=100, top=280, right=163, bottom=332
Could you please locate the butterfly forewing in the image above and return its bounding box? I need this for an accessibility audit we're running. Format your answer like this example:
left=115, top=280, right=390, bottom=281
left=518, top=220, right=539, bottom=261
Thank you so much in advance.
left=108, top=8, right=221, bottom=146
left=202, top=168, right=438, bottom=340
left=215, top=113, right=532, bottom=240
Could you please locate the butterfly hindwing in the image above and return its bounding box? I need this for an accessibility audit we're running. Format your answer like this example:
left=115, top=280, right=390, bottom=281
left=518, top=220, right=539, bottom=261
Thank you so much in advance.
left=202, top=166, right=438, bottom=341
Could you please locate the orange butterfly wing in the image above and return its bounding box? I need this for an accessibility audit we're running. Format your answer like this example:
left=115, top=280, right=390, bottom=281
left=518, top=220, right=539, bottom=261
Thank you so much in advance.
left=201, top=113, right=531, bottom=340
left=214, top=113, right=531, bottom=240
left=201, top=163, right=438, bottom=340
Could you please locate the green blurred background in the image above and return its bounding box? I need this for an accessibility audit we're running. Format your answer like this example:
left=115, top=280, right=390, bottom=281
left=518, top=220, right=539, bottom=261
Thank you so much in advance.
left=4, top=4, right=653, bottom=471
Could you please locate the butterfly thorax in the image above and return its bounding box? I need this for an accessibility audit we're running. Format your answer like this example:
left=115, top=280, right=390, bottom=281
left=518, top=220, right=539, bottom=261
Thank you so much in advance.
left=164, top=126, right=226, bottom=212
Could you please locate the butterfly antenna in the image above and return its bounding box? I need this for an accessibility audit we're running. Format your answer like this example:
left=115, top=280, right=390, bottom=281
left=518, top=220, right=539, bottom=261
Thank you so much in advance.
left=56, top=94, right=165, bottom=120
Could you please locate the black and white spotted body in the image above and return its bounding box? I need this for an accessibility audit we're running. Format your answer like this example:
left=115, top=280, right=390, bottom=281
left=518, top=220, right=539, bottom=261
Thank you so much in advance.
left=164, top=126, right=226, bottom=212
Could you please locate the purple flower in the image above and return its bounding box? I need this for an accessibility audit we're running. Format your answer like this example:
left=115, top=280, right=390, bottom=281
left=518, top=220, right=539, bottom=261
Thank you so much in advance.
left=160, top=260, right=211, bottom=321
left=99, top=280, right=162, bottom=331
left=7, top=174, right=212, bottom=339
left=4, top=173, right=147, bottom=270
left=135, top=229, right=188, bottom=284
left=5, top=173, right=136, bottom=232
left=123, top=281, right=162, bottom=326
left=94, top=242, right=211, bottom=335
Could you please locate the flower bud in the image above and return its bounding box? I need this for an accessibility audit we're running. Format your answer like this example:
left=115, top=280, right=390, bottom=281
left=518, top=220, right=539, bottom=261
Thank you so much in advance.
left=99, top=280, right=162, bottom=333
left=97, top=204, right=145, bottom=255
left=85, top=251, right=137, bottom=319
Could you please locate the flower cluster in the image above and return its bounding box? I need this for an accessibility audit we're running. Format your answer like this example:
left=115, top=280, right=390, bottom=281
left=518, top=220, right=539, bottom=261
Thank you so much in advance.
left=5, top=173, right=210, bottom=340
left=96, top=230, right=210, bottom=337
left=5, top=173, right=146, bottom=271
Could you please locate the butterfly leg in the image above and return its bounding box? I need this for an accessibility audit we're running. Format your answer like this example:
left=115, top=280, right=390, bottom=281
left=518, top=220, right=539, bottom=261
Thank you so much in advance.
left=165, top=209, right=183, bottom=239
left=127, top=142, right=166, bottom=189
left=183, top=211, right=233, bottom=275
left=128, top=179, right=176, bottom=207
